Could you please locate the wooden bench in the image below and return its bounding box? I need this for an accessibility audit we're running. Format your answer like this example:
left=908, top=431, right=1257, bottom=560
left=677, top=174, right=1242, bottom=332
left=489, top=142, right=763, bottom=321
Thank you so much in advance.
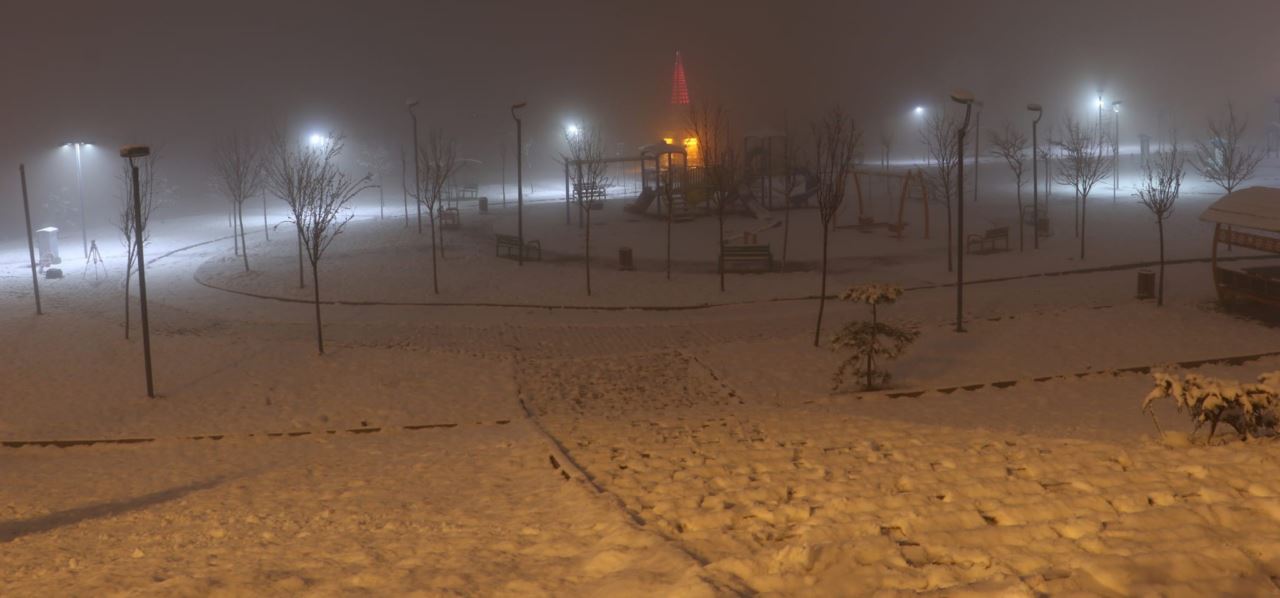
left=720, top=243, right=773, bottom=272
left=575, top=183, right=605, bottom=210
left=966, top=226, right=1010, bottom=253
left=440, top=207, right=460, bottom=229
left=496, top=234, right=541, bottom=261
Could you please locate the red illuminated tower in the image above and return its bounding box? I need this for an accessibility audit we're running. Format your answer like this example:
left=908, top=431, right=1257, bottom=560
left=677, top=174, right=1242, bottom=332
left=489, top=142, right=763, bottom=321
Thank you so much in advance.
left=670, top=51, right=690, bottom=105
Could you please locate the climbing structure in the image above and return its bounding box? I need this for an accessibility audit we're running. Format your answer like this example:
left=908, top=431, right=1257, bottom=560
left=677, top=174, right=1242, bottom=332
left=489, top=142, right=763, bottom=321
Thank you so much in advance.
left=670, top=51, right=690, bottom=106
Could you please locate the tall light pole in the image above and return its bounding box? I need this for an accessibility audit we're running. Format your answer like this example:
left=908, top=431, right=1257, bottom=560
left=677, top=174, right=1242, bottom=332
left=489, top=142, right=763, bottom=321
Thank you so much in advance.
left=120, top=144, right=155, bottom=398
left=1096, top=94, right=1104, bottom=134
left=407, top=99, right=423, bottom=235
left=972, top=100, right=983, bottom=202
left=1028, top=103, right=1043, bottom=250
left=1112, top=100, right=1122, bottom=203
left=512, top=102, right=527, bottom=266
left=66, top=142, right=91, bottom=258
left=951, top=90, right=975, bottom=334
left=19, top=164, right=42, bottom=315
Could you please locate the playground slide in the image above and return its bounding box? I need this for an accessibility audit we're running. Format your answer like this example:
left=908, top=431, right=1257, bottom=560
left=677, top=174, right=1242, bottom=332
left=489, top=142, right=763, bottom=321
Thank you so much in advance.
left=624, top=187, right=657, bottom=214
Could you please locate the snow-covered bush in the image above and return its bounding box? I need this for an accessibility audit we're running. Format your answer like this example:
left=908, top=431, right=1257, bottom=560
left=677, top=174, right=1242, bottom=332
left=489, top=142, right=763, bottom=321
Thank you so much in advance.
left=1143, top=370, right=1279, bottom=442
left=831, top=283, right=917, bottom=391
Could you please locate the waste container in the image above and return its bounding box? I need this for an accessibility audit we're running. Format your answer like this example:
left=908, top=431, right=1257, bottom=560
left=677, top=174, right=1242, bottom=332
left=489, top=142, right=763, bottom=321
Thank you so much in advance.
left=35, top=227, right=60, bottom=265
left=619, top=247, right=634, bottom=271
left=1137, top=269, right=1155, bottom=299
left=478, top=197, right=488, bottom=214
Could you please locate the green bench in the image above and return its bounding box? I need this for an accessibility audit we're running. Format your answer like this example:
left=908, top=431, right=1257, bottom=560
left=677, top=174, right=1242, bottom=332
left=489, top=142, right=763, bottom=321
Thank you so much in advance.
left=721, top=243, right=773, bottom=272
left=966, top=226, right=1010, bottom=253
left=497, top=234, right=541, bottom=261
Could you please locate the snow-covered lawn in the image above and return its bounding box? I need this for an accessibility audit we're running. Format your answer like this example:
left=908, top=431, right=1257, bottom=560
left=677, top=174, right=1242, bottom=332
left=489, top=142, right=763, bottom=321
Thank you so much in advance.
left=2, top=167, right=1280, bottom=594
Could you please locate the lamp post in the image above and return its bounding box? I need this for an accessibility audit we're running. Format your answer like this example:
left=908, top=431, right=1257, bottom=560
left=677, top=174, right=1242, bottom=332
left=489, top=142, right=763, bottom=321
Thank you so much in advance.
left=19, top=164, right=41, bottom=315
left=972, top=100, right=983, bottom=202
left=407, top=99, right=423, bottom=235
left=1096, top=94, right=1104, bottom=134
left=1112, top=100, right=1122, bottom=203
left=1028, top=103, right=1043, bottom=250
left=512, top=102, right=527, bottom=266
left=65, top=142, right=91, bottom=258
left=951, top=90, right=975, bottom=334
left=120, top=144, right=155, bottom=398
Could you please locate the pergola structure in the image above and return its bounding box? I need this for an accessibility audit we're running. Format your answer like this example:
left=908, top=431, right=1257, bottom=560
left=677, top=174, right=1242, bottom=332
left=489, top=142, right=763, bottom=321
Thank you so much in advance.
left=1200, top=186, right=1280, bottom=307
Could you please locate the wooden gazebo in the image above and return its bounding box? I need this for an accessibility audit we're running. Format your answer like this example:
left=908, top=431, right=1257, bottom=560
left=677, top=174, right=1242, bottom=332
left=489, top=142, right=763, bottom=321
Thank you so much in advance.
left=1200, top=187, right=1280, bottom=306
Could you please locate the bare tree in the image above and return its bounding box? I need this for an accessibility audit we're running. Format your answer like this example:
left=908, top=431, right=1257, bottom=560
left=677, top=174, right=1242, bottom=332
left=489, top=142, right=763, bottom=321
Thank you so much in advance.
left=688, top=101, right=740, bottom=292
left=1054, top=115, right=1111, bottom=260
left=415, top=129, right=459, bottom=294
left=989, top=122, right=1029, bottom=251
left=356, top=144, right=392, bottom=220
left=919, top=112, right=966, bottom=272
left=399, top=144, right=410, bottom=227
left=1134, top=135, right=1186, bottom=306
left=564, top=126, right=610, bottom=296
left=811, top=106, right=863, bottom=347
left=117, top=151, right=162, bottom=339
left=1194, top=102, right=1263, bottom=196
left=213, top=131, right=266, bottom=272
left=266, top=132, right=371, bottom=354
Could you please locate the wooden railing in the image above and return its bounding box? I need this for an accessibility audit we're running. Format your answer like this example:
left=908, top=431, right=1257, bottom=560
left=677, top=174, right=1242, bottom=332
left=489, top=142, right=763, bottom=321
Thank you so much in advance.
left=1216, top=266, right=1280, bottom=305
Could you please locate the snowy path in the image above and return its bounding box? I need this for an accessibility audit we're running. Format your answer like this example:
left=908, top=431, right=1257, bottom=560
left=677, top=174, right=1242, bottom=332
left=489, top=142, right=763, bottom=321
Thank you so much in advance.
left=0, top=425, right=716, bottom=596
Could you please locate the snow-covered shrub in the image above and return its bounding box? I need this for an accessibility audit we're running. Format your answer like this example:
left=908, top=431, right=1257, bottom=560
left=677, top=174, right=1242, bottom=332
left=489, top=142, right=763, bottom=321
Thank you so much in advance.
left=831, top=283, right=917, bottom=391
left=1143, top=370, right=1279, bottom=442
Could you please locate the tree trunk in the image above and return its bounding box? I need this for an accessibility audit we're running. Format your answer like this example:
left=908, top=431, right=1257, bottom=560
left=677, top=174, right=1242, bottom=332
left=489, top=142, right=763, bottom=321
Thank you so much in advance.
left=233, top=205, right=240, bottom=257
left=718, top=205, right=725, bottom=292
left=814, top=221, right=830, bottom=347
left=1016, top=184, right=1023, bottom=252
left=238, top=201, right=250, bottom=272
left=312, top=261, right=324, bottom=355
left=1157, top=218, right=1166, bottom=307
left=1080, top=193, right=1087, bottom=260
left=124, top=266, right=132, bottom=340
left=585, top=204, right=592, bottom=296
left=666, top=196, right=673, bottom=281
left=428, top=208, right=440, bottom=294
left=781, top=196, right=791, bottom=272
left=297, top=228, right=305, bottom=289
left=945, top=194, right=953, bottom=272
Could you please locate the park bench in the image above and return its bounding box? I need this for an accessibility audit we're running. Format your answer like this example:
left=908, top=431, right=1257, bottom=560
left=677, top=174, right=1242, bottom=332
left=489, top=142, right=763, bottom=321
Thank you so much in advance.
left=966, top=226, right=1010, bottom=253
left=721, top=243, right=773, bottom=272
left=440, top=207, right=460, bottom=229
left=496, top=234, right=541, bottom=261
left=575, top=182, right=606, bottom=210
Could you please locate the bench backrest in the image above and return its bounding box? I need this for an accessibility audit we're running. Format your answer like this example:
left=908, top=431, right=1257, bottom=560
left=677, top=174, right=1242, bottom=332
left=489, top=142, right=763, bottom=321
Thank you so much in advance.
left=497, top=234, right=520, bottom=244
left=722, top=244, right=771, bottom=255
left=986, top=226, right=1009, bottom=238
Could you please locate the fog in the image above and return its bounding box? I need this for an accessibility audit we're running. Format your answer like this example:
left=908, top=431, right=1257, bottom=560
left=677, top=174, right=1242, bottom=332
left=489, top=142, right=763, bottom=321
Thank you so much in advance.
left=2, top=0, right=1278, bottom=240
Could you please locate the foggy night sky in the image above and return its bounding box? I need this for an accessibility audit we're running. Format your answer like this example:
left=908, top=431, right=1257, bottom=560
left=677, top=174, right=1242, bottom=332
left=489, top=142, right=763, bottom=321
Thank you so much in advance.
left=1, top=0, right=1278, bottom=237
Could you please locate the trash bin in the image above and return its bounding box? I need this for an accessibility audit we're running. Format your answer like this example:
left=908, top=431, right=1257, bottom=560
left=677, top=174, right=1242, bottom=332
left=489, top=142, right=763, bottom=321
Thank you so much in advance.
left=478, top=197, right=488, bottom=214
left=1137, top=269, right=1155, bottom=299
left=36, top=227, right=60, bottom=265
left=619, top=247, right=634, bottom=271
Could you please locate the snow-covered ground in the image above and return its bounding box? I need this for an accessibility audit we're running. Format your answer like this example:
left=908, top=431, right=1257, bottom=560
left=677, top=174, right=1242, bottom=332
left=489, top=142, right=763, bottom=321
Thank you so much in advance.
left=2, top=162, right=1280, bottom=595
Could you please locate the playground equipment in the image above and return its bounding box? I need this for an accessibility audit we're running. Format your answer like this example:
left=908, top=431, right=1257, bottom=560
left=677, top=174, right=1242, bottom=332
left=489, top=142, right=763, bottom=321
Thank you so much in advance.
left=625, top=141, right=691, bottom=221
left=841, top=168, right=929, bottom=239
left=744, top=131, right=788, bottom=209
left=444, top=158, right=483, bottom=210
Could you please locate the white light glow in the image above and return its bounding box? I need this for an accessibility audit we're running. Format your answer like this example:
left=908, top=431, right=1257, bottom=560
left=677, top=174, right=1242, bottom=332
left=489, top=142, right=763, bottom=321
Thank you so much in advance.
left=914, top=106, right=924, bottom=115
left=566, top=124, right=580, bottom=137
left=309, top=133, right=326, bottom=147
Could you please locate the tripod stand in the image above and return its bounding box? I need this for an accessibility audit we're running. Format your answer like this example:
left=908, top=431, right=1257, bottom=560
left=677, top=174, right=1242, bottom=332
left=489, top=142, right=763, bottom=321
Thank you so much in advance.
left=84, top=239, right=107, bottom=281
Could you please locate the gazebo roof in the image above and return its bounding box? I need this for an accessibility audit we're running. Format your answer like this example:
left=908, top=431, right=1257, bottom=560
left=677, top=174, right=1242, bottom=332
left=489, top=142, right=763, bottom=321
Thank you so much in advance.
left=1199, top=186, right=1280, bottom=234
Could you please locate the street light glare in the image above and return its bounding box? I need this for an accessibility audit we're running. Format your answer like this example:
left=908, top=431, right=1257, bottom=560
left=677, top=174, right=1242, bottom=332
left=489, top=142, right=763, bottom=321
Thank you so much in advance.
left=914, top=106, right=924, bottom=115
left=309, top=133, right=326, bottom=147
left=566, top=124, right=580, bottom=137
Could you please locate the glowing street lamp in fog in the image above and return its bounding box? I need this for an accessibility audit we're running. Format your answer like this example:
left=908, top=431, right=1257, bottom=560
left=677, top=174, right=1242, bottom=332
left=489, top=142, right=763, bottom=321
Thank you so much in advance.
left=1112, top=100, right=1122, bottom=202
left=565, top=123, right=580, bottom=138
left=64, top=141, right=91, bottom=259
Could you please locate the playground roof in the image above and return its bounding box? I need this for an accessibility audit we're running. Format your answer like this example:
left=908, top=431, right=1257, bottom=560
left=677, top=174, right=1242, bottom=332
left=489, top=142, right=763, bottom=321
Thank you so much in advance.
left=1200, top=187, right=1280, bottom=233
left=638, top=142, right=686, bottom=156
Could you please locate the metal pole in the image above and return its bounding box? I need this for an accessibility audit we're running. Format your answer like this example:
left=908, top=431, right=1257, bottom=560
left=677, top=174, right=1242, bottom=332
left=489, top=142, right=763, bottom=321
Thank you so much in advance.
left=75, top=144, right=87, bottom=259
left=512, top=102, right=526, bottom=266
left=972, top=102, right=981, bottom=202
left=1113, top=106, right=1119, bottom=203
left=410, top=107, right=423, bottom=235
left=262, top=187, right=269, bottom=242
left=955, top=98, right=973, bottom=334
left=19, top=164, right=42, bottom=315
left=1030, top=109, right=1041, bottom=250
left=129, top=160, right=155, bottom=398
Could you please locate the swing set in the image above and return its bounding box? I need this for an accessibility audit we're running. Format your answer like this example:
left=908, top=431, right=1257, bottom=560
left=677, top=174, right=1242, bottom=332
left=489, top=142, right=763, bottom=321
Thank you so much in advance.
left=845, top=168, right=930, bottom=240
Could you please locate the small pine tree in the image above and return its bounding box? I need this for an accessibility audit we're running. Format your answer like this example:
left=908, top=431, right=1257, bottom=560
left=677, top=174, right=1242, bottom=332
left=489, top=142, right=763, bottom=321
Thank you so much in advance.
left=831, top=283, right=918, bottom=391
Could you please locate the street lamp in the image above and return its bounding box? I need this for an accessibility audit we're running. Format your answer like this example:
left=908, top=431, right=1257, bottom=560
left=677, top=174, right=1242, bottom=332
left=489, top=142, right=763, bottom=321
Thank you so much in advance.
left=406, top=99, right=423, bottom=235
left=914, top=106, right=924, bottom=116
left=120, top=144, right=155, bottom=398
left=951, top=89, right=975, bottom=334
left=1028, top=103, right=1043, bottom=250
left=65, top=142, right=91, bottom=258
left=972, top=100, right=983, bottom=203
left=512, top=102, right=527, bottom=266
left=1112, top=100, right=1122, bottom=203
left=1096, top=94, right=1104, bottom=132
left=565, top=123, right=580, bottom=138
